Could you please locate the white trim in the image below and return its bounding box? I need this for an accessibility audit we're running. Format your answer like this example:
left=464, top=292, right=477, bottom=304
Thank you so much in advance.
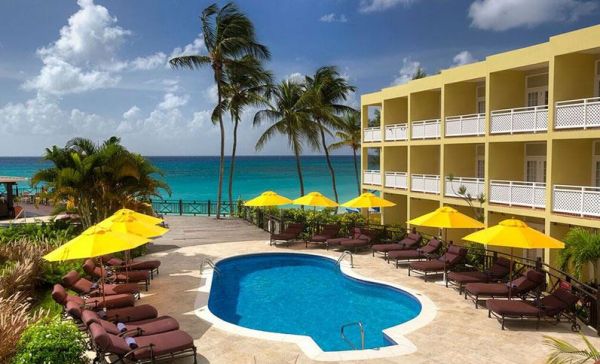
left=195, top=251, right=437, bottom=362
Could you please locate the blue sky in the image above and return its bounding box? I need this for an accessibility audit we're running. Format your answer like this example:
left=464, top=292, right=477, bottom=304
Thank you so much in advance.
left=0, top=0, right=598, bottom=156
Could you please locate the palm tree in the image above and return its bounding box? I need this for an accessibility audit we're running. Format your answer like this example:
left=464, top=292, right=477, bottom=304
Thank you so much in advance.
left=169, top=2, right=270, bottom=219
left=304, top=66, right=356, bottom=203
left=559, top=227, right=600, bottom=282
left=254, top=80, right=320, bottom=196
left=412, top=67, right=427, bottom=80
left=329, top=111, right=361, bottom=195
left=32, top=137, right=170, bottom=228
left=544, top=334, right=600, bottom=364
left=220, top=56, right=273, bottom=215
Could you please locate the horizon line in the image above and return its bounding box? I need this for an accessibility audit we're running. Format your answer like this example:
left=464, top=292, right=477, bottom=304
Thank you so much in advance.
left=0, top=154, right=356, bottom=158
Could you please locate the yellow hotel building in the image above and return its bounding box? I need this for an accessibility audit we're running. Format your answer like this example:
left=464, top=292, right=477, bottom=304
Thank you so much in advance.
left=360, top=24, right=600, bottom=269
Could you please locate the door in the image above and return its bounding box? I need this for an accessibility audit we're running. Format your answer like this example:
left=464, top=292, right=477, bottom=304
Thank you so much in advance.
left=476, top=85, right=486, bottom=114
left=526, top=87, right=548, bottom=107
left=595, top=60, right=600, bottom=97
left=525, top=156, right=546, bottom=183
left=593, top=155, right=600, bottom=187
left=476, top=157, right=485, bottom=179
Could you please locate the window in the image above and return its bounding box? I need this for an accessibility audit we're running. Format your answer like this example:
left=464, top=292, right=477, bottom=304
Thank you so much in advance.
left=527, top=92, right=538, bottom=107
left=476, top=144, right=485, bottom=179
left=596, top=60, right=600, bottom=97
left=595, top=159, right=600, bottom=187
left=476, top=85, right=486, bottom=114
left=477, top=159, right=485, bottom=179
left=524, top=143, right=546, bottom=183
left=525, top=73, right=549, bottom=107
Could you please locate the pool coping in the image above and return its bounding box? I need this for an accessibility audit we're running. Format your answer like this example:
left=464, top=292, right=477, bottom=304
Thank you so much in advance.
left=194, top=250, right=438, bottom=362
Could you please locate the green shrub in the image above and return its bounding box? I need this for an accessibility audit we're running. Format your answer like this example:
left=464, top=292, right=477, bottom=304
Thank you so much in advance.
left=0, top=221, right=79, bottom=246
left=13, top=317, right=88, bottom=364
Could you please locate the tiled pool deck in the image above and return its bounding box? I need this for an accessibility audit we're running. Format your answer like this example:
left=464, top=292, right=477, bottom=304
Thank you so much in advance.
left=139, top=216, right=600, bottom=364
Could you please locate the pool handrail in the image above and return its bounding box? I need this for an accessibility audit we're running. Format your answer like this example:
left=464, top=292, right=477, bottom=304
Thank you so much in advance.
left=340, top=321, right=365, bottom=350
left=201, top=258, right=221, bottom=276
left=337, top=250, right=354, bottom=268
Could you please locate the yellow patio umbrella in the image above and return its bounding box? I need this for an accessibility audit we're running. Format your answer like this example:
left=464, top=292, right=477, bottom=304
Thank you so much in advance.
left=293, top=192, right=338, bottom=208
left=113, top=208, right=164, bottom=226
left=244, top=191, right=292, bottom=207
left=408, top=206, right=484, bottom=243
left=462, top=218, right=565, bottom=298
left=341, top=192, right=396, bottom=225
left=44, top=226, right=150, bottom=307
left=98, top=213, right=169, bottom=239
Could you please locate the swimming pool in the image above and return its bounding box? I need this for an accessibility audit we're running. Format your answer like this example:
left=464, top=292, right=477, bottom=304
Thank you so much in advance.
left=207, top=253, right=423, bottom=353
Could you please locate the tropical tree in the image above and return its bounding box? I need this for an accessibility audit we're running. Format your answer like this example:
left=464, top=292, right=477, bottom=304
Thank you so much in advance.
left=169, top=2, right=270, bottom=218
left=254, top=80, right=320, bottom=196
left=559, top=227, right=600, bottom=282
left=304, top=66, right=356, bottom=203
left=544, top=334, right=600, bottom=364
left=329, top=111, right=361, bottom=195
left=219, top=55, right=273, bottom=215
left=32, top=137, right=170, bottom=228
left=412, top=67, right=427, bottom=80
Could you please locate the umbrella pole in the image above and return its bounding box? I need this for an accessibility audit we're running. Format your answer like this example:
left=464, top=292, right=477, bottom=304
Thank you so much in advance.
left=100, top=259, right=107, bottom=311
left=508, top=247, right=514, bottom=300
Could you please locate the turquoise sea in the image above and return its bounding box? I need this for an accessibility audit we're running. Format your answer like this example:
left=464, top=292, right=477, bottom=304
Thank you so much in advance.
left=0, top=156, right=360, bottom=203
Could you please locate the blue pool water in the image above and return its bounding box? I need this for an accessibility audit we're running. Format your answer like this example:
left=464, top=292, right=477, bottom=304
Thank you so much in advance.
left=208, top=253, right=422, bottom=352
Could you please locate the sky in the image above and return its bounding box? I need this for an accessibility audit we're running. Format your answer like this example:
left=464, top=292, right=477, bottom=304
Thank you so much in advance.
left=0, top=0, right=599, bottom=156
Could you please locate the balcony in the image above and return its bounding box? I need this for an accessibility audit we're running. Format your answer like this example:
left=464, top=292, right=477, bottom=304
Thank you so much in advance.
left=364, top=127, right=382, bottom=142
left=489, top=180, right=546, bottom=209
left=555, top=97, right=600, bottom=130
left=490, top=106, right=548, bottom=134
left=445, top=177, right=484, bottom=198
left=411, top=119, right=440, bottom=140
left=385, top=171, right=408, bottom=189
left=411, top=174, right=440, bottom=194
left=384, top=123, right=408, bottom=141
left=553, top=185, right=600, bottom=218
left=445, top=114, right=485, bottom=137
left=363, top=170, right=382, bottom=185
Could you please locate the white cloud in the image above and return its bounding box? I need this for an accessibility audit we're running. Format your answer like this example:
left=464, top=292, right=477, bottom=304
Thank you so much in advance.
left=130, top=52, right=167, bottom=70
left=452, top=51, right=476, bottom=67
left=123, top=106, right=141, bottom=120
left=391, top=58, right=421, bottom=85
left=23, top=0, right=130, bottom=95
left=205, top=84, right=218, bottom=104
left=469, top=0, right=598, bottom=31
left=158, top=92, right=190, bottom=110
left=359, top=0, right=416, bottom=13
left=286, top=72, right=305, bottom=84
left=169, top=34, right=206, bottom=59
left=319, top=13, right=348, bottom=23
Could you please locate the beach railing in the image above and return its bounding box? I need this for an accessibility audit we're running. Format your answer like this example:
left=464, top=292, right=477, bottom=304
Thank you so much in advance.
left=150, top=199, right=238, bottom=216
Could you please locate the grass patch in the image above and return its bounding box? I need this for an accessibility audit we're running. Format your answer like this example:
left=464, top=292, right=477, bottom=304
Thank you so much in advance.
left=33, top=288, right=62, bottom=317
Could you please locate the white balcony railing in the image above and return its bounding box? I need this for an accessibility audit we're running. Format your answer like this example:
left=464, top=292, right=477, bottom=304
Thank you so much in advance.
left=384, top=171, right=408, bottom=189
left=489, top=180, right=546, bottom=209
left=364, top=127, right=382, bottom=142
left=553, top=185, right=600, bottom=218
left=445, top=114, right=485, bottom=137
left=411, top=174, right=440, bottom=194
left=384, top=123, right=409, bottom=141
left=445, top=177, right=485, bottom=198
left=411, top=119, right=441, bottom=139
left=490, top=106, right=548, bottom=134
left=363, top=170, right=382, bottom=185
left=555, top=97, right=600, bottom=130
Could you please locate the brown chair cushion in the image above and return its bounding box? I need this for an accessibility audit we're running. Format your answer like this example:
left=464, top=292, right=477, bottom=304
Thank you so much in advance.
left=447, top=271, right=490, bottom=284
left=389, top=249, right=423, bottom=260
left=465, top=282, right=510, bottom=296
left=487, top=299, right=540, bottom=317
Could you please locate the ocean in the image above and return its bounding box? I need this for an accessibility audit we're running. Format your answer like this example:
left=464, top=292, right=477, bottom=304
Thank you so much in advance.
left=0, top=156, right=361, bottom=203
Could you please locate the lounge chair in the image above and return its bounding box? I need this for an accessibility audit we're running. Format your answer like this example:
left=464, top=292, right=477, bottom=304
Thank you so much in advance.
left=306, top=224, right=340, bottom=248
left=270, top=222, right=304, bottom=246
left=371, top=231, right=422, bottom=259
left=51, top=284, right=135, bottom=311
left=464, top=269, right=546, bottom=308
left=339, top=229, right=377, bottom=252
left=326, top=227, right=362, bottom=250
left=66, top=300, right=159, bottom=323
left=83, top=259, right=150, bottom=291
left=388, top=238, right=442, bottom=268
left=89, top=322, right=197, bottom=364
left=102, top=255, right=161, bottom=278
left=408, top=245, right=468, bottom=282
left=81, top=309, right=179, bottom=336
left=486, top=287, right=580, bottom=331
left=447, top=257, right=513, bottom=293
left=62, top=270, right=140, bottom=298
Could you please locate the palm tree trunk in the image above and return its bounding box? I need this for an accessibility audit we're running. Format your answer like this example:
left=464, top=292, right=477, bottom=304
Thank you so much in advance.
left=228, top=116, right=239, bottom=216
left=352, top=147, right=360, bottom=195
left=318, top=122, right=338, bottom=203
left=216, top=75, right=225, bottom=219
left=294, top=147, right=305, bottom=196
